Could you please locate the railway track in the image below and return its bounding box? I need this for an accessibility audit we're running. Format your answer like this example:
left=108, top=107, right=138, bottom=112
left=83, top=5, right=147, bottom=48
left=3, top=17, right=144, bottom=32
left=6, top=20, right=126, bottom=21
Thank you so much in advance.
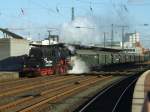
left=0, top=75, right=67, bottom=92
left=0, top=74, right=112, bottom=112
left=75, top=74, right=139, bottom=112
left=0, top=75, right=83, bottom=106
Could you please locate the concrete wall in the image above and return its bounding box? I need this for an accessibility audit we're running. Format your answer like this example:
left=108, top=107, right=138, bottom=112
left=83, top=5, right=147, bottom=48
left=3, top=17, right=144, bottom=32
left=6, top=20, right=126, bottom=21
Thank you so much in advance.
left=0, top=38, right=29, bottom=61
left=0, top=72, right=19, bottom=82
left=10, top=38, right=29, bottom=56
left=0, top=38, right=10, bottom=60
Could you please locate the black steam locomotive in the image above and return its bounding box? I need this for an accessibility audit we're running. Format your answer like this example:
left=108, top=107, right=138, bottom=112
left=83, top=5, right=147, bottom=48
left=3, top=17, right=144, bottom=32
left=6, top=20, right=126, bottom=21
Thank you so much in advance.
left=22, top=44, right=73, bottom=76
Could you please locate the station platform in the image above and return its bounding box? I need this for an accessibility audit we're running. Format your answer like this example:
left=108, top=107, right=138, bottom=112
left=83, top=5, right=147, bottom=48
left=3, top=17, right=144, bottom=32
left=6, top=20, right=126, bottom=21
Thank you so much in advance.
left=0, top=72, right=19, bottom=82
left=132, top=70, right=150, bottom=112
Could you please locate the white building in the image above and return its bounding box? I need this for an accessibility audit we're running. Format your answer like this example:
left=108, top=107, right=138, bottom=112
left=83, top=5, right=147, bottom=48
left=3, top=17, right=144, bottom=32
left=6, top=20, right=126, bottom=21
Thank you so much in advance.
left=123, top=32, right=144, bottom=55
left=32, top=35, right=59, bottom=45
left=124, top=32, right=140, bottom=48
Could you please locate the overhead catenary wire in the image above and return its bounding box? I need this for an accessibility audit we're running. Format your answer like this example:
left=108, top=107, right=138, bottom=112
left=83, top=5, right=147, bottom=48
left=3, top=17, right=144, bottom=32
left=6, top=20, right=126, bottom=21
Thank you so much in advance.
left=110, top=0, right=129, bottom=25
left=127, top=0, right=150, bottom=4
left=0, top=0, right=63, bottom=38
left=0, top=6, right=41, bottom=30
left=76, top=0, right=108, bottom=5
left=29, top=0, right=55, bottom=14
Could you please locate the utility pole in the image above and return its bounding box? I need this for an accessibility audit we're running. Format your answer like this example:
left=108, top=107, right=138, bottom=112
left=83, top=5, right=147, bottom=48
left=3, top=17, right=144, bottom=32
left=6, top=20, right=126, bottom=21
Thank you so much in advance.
left=48, top=30, right=51, bottom=45
left=117, top=25, right=128, bottom=49
left=104, top=32, right=106, bottom=48
left=48, top=30, right=51, bottom=38
left=28, top=32, right=30, bottom=38
left=38, top=33, right=40, bottom=40
left=111, top=24, right=114, bottom=48
left=71, top=7, right=75, bottom=21
left=122, top=27, right=125, bottom=49
left=103, top=32, right=107, bottom=64
left=121, top=26, right=128, bottom=49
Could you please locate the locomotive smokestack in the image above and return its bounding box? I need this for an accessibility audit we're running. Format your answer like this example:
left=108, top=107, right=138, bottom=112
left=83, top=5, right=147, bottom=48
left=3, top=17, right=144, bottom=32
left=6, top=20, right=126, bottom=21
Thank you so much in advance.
left=66, top=45, right=76, bottom=56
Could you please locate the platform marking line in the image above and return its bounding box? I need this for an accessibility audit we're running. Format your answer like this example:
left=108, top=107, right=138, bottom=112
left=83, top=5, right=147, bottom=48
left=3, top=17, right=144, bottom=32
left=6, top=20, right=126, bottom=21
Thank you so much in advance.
left=79, top=75, right=134, bottom=112
left=111, top=78, right=138, bottom=112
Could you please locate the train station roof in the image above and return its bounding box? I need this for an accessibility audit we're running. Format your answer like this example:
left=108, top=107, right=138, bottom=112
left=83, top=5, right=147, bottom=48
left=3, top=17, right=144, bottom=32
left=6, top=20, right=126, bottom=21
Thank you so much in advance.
left=30, top=43, right=122, bottom=52
left=70, top=44, right=123, bottom=52
left=30, top=43, right=65, bottom=48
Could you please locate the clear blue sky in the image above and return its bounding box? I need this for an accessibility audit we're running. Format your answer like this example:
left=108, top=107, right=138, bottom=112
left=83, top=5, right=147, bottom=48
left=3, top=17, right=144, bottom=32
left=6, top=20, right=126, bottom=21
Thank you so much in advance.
left=0, top=0, right=150, bottom=47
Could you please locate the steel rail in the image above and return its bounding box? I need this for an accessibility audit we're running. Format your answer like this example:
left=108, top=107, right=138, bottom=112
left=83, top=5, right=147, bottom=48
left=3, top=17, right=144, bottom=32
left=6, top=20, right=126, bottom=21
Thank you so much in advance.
left=13, top=77, right=100, bottom=112
left=0, top=76, right=69, bottom=93
left=0, top=75, right=57, bottom=87
left=0, top=76, right=77, bottom=97
left=0, top=76, right=81, bottom=106
left=19, top=76, right=111, bottom=112
left=111, top=78, right=137, bottom=112
left=0, top=76, right=98, bottom=111
left=78, top=75, right=134, bottom=112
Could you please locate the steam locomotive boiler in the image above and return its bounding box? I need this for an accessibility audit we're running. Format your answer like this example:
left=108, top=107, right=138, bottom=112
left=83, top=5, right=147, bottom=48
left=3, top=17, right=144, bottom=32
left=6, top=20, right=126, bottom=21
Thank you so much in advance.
left=22, top=44, right=72, bottom=76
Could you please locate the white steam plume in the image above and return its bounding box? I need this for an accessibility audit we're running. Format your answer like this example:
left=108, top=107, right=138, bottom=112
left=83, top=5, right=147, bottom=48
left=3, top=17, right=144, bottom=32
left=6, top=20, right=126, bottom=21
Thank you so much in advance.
left=66, top=45, right=76, bottom=55
left=68, top=56, right=89, bottom=74
left=60, top=16, right=101, bottom=45
left=59, top=15, right=132, bottom=45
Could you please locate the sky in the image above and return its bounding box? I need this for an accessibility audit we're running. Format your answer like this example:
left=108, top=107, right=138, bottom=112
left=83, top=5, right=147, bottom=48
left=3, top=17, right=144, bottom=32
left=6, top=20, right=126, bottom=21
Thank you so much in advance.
left=0, top=0, right=150, bottom=47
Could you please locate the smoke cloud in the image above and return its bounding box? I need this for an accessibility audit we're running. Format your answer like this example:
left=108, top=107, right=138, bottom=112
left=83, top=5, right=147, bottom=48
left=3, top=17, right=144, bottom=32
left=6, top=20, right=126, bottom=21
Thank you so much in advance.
left=60, top=16, right=101, bottom=45
left=68, top=56, right=89, bottom=74
left=59, top=14, right=133, bottom=45
left=66, top=45, right=76, bottom=55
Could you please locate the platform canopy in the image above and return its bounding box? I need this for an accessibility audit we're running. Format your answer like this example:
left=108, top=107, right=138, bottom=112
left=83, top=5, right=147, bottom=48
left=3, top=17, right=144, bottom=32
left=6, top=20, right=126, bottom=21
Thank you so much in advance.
left=69, top=44, right=123, bottom=52
left=30, top=43, right=122, bottom=52
left=30, top=43, right=65, bottom=48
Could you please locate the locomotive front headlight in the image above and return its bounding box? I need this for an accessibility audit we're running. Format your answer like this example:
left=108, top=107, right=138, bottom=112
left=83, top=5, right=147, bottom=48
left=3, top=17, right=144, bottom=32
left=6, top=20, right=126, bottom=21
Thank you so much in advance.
left=49, top=60, right=53, bottom=63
